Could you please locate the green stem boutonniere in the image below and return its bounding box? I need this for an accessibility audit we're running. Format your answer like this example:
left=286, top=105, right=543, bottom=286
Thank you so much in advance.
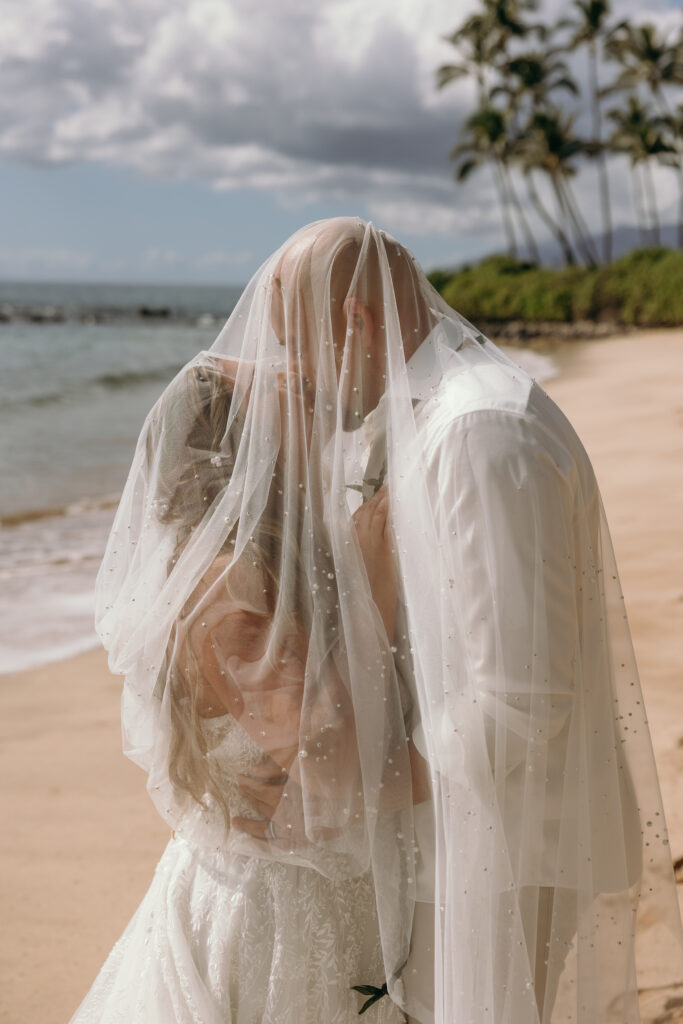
left=351, top=982, right=388, bottom=1014
left=346, top=478, right=383, bottom=496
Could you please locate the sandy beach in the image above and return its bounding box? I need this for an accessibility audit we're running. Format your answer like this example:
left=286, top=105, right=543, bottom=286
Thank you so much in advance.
left=1, top=328, right=682, bottom=1024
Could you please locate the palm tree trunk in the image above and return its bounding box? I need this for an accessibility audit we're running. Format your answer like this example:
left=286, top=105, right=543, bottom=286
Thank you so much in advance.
left=526, top=173, right=576, bottom=264
left=556, top=179, right=598, bottom=265
left=588, top=42, right=612, bottom=263
left=642, top=159, right=661, bottom=245
left=631, top=164, right=649, bottom=246
left=552, top=175, right=596, bottom=266
left=653, top=85, right=683, bottom=247
left=476, top=69, right=486, bottom=107
left=561, top=178, right=601, bottom=265
left=502, top=167, right=541, bottom=262
left=493, top=159, right=518, bottom=257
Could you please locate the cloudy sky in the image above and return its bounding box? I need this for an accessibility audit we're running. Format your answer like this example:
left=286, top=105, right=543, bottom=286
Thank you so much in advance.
left=1, top=0, right=681, bottom=283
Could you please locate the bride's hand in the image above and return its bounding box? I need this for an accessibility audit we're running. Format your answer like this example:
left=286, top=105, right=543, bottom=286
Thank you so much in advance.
left=352, top=486, right=397, bottom=640
left=232, top=762, right=308, bottom=848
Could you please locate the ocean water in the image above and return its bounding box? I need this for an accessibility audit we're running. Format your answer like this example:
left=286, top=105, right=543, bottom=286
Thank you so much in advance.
left=0, top=281, right=557, bottom=674
left=0, top=281, right=240, bottom=673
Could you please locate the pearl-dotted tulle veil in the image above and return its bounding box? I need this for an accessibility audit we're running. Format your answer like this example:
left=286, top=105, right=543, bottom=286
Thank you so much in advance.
left=95, top=218, right=682, bottom=1023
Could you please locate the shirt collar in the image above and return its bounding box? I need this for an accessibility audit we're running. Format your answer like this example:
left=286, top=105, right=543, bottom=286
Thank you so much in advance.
left=363, top=314, right=468, bottom=438
left=404, top=314, right=465, bottom=401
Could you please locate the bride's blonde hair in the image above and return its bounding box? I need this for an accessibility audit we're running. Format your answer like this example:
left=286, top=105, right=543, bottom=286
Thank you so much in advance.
left=150, top=361, right=316, bottom=829
left=167, top=528, right=284, bottom=831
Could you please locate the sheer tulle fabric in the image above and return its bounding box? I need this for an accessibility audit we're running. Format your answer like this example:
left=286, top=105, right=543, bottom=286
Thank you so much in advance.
left=93, top=218, right=682, bottom=1023
left=71, top=714, right=402, bottom=1024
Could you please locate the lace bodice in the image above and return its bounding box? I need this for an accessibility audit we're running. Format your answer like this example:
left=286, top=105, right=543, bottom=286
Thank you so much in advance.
left=192, top=712, right=369, bottom=883
left=198, top=713, right=271, bottom=822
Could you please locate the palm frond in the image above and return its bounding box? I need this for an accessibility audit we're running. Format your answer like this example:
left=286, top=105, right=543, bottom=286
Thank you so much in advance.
left=454, top=158, right=481, bottom=182
left=436, top=64, right=470, bottom=89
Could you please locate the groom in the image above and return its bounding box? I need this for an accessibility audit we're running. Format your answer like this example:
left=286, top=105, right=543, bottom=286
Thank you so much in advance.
left=236, top=223, right=642, bottom=1023
left=237, top=229, right=571, bottom=1022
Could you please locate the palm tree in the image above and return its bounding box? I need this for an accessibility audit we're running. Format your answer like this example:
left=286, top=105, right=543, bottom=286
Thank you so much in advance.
left=438, top=21, right=521, bottom=257
left=662, top=104, right=683, bottom=248
left=490, top=49, right=579, bottom=110
left=437, top=0, right=545, bottom=102
left=563, top=0, right=615, bottom=262
left=450, top=106, right=521, bottom=257
left=606, top=96, right=677, bottom=245
left=485, top=37, right=594, bottom=267
left=488, top=46, right=587, bottom=263
left=438, top=1, right=545, bottom=261
left=519, top=109, right=600, bottom=264
left=604, top=23, right=683, bottom=247
left=604, top=22, right=683, bottom=112
left=480, top=0, right=547, bottom=47
left=437, top=15, right=499, bottom=106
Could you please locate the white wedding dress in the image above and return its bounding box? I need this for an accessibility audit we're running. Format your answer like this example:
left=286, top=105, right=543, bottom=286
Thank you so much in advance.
left=70, top=713, right=405, bottom=1024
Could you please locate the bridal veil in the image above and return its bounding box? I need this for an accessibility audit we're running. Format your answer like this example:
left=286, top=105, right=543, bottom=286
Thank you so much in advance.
left=95, top=217, right=682, bottom=1023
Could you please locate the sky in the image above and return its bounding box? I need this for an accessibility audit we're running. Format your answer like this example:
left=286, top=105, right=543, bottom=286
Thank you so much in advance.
left=0, top=0, right=681, bottom=284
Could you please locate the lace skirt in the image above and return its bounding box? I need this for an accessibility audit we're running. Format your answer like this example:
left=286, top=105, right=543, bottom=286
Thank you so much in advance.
left=69, top=834, right=406, bottom=1024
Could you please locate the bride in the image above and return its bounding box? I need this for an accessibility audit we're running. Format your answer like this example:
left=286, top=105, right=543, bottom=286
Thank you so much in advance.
left=73, top=218, right=682, bottom=1024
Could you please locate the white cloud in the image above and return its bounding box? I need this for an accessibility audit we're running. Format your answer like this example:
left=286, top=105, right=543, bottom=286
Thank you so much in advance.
left=0, top=246, right=94, bottom=275
left=0, top=243, right=257, bottom=281
left=142, top=247, right=183, bottom=268
left=0, top=0, right=680, bottom=243
left=197, top=249, right=253, bottom=268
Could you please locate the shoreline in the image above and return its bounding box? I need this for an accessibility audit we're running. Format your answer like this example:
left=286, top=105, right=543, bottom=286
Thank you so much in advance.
left=2, top=327, right=682, bottom=1023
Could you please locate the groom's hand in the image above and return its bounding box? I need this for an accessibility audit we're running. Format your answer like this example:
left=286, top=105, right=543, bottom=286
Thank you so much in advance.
left=352, top=486, right=397, bottom=639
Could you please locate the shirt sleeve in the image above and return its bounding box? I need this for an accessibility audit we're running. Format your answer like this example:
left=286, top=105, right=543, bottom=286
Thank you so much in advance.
left=430, top=406, right=580, bottom=785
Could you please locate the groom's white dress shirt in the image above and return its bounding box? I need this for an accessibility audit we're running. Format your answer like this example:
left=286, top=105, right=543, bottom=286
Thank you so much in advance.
left=366, top=318, right=641, bottom=1023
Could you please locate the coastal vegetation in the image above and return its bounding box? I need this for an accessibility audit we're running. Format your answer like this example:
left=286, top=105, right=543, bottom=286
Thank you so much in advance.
left=428, top=247, right=683, bottom=328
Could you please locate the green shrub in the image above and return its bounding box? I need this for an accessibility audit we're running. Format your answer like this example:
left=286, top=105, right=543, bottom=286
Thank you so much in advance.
left=426, top=269, right=454, bottom=292
left=431, top=248, right=683, bottom=326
